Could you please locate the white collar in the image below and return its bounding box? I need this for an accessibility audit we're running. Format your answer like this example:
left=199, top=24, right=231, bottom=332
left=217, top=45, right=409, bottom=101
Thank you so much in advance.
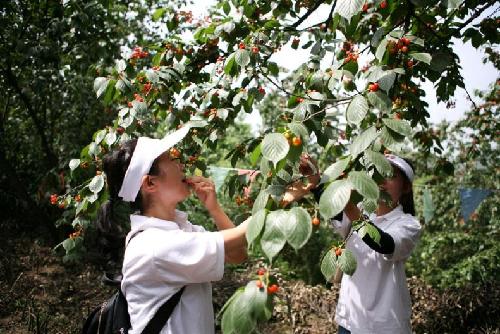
left=129, top=210, right=190, bottom=232
left=369, top=204, right=404, bottom=222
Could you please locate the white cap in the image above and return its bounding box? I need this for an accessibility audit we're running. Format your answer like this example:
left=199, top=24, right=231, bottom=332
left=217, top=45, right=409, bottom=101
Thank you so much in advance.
left=384, top=154, right=414, bottom=182
left=118, top=126, right=190, bottom=202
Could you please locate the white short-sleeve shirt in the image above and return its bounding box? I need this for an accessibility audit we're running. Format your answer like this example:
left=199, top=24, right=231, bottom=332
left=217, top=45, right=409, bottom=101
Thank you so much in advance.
left=331, top=205, right=421, bottom=334
left=121, top=211, right=225, bottom=334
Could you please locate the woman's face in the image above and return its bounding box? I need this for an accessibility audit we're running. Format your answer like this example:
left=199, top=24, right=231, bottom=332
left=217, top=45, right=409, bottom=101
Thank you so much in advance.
left=149, top=151, right=190, bottom=203
left=379, top=166, right=409, bottom=206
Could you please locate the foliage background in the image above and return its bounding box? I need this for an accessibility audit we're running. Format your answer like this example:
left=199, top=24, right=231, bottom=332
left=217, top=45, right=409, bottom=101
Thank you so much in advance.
left=0, top=0, right=499, bottom=332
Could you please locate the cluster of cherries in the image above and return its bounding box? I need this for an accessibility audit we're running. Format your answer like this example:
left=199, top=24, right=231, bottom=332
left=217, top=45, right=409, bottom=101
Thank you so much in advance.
left=130, top=46, right=149, bottom=59
left=256, top=268, right=279, bottom=295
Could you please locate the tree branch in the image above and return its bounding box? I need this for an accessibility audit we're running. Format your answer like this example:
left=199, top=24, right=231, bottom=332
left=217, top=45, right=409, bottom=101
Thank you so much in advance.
left=2, top=65, right=57, bottom=167
left=290, top=0, right=325, bottom=29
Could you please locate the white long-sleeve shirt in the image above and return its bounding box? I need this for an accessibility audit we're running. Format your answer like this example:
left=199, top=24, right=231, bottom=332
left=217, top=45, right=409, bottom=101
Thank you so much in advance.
left=332, top=205, right=421, bottom=334
left=121, top=211, right=225, bottom=334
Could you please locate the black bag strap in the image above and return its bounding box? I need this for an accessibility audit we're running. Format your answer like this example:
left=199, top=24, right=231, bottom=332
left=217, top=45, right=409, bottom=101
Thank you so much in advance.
left=125, top=229, right=186, bottom=334
left=141, top=286, right=185, bottom=334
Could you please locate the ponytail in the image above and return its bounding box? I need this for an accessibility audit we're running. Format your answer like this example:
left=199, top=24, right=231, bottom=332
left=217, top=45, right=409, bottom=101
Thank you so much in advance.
left=399, top=158, right=416, bottom=216
left=94, top=139, right=162, bottom=265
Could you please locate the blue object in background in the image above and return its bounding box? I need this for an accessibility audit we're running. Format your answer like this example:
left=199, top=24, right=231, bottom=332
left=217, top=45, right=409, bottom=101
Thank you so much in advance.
left=459, top=188, right=492, bottom=222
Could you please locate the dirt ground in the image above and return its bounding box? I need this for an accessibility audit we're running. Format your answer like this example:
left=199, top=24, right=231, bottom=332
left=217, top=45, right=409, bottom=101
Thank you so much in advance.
left=0, top=237, right=499, bottom=334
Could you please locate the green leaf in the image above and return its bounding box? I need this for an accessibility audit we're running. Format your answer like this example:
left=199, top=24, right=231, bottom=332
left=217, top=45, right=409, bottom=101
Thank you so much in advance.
left=321, top=157, right=351, bottom=184
left=382, top=118, right=412, bottom=136
left=319, top=180, right=352, bottom=220
left=443, top=0, right=463, bottom=9
left=378, top=72, right=397, bottom=92
left=260, top=210, right=287, bottom=261
left=261, top=133, right=290, bottom=167
left=283, top=207, right=312, bottom=250
left=152, top=8, right=167, bottom=21
left=288, top=122, right=309, bottom=138
left=146, top=69, right=160, bottom=83
left=334, top=0, right=364, bottom=20
left=321, top=248, right=338, bottom=281
left=367, top=91, right=392, bottom=112
left=349, top=126, right=378, bottom=158
left=221, top=290, right=255, bottom=334
left=250, top=143, right=261, bottom=166
left=409, top=52, right=432, bottom=65
left=224, top=54, right=236, bottom=75
left=252, top=190, right=269, bottom=215
left=115, top=79, right=127, bottom=92
left=348, top=171, right=379, bottom=200
left=338, top=249, right=357, bottom=275
left=69, top=159, right=80, bottom=171
left=235, top=49, right=251, bottom=67
left=93, top=77, right=109, bottom=99
left=365, top=150, right=393, bottom=177
left=94, top=129, right=106, bottom=144
left=362, top=198, right=378, bottom=213
left=105, top=131, right=117, bottom=146
left=246, top=209, right=266, bottom=246
left=430, top=52, right=453, bottom=72
left=375, top=39, right=388, bottom=61
left=358, top=222, right=381, bottom=245
left=423, top=188, right=435, bottom=224
left=267, top=62, right=279, bottom=76
left=380, top=126, right=405, bottom=151
left=346, top=95, right=369, bottom=125
left=243, top=280, right=272, bottom=321
left=62, top=238, right=76, bottom=252
left=223, top=1, right=231, bottom=15
left=88, top=174, right=105, bottom=193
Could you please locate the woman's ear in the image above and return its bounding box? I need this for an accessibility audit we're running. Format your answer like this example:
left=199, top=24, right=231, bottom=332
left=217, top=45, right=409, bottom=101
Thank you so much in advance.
left=141, top=175, right=157, bottom=194
left=402, top=180, right=412, bottom=194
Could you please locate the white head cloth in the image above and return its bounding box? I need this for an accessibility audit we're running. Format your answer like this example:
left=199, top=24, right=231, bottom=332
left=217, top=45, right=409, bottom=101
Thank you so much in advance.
left=118, top=126, right=190, bottom=202
left=384, top=154, right=414, bottom=182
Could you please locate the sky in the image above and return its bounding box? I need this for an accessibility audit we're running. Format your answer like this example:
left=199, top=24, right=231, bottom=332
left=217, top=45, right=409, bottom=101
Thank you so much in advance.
left=183, top=1, right=499, bottom=126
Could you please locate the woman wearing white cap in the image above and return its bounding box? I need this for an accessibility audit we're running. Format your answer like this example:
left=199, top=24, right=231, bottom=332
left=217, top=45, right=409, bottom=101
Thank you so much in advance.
left=284, top=154, right=421, bottom=334
left=96, top=127, right=248, bottom=334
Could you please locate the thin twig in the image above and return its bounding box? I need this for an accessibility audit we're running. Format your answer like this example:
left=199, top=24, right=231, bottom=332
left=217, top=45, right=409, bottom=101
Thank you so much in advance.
left=289, top=0, right=325, bottom=29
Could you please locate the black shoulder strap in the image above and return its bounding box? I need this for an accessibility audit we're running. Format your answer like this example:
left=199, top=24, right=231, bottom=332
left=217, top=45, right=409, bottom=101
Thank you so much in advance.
left=141, top=286, right=185, bottom=334
left=125, top=229, right=186, bottom=334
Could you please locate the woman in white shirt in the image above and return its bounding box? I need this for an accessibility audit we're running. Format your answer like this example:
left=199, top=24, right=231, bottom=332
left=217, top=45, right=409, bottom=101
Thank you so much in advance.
left=96, top=130, right=248, bottom=334
left=285, top=154, right=421, bottom=334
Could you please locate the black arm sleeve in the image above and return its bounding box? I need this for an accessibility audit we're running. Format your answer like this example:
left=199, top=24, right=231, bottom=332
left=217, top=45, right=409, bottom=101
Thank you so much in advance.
left=360, top=223, right=395, bottom=254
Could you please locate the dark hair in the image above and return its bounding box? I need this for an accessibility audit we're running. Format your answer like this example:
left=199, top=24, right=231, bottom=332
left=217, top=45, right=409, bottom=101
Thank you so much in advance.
left=398, top=158, right=415, bottom=216
left=95, top=139, right=161, bottom=265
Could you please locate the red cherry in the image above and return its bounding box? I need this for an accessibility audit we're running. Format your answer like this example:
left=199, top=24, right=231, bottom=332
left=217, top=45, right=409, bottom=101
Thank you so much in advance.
left=50, top=194, right=58, bottom=205
left=257, top=268, right=266, bottom=276
left=368, top=82, right=379, bottom=92
left=239, top=42, right=246, bottom=49
left=292, top=136, right=302, bottom=146
left=258, top=87, right=265, bottom=94
left=251, top=46, right=259, bottom=54
left=267, top=284, right=279, bottom=294
left=401, top=46, right=408, bottom=53
left=362, top=3, right=369, bottom=12
left=312, top=217, right=320, bottom=226
left=335, top=247, right=343, bottom=256
left=379, top=1, right=387, bottom=9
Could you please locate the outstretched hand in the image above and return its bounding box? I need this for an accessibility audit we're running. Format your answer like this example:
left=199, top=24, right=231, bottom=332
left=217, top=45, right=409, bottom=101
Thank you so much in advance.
left=185, top=176, right=219, bottom=212
left=281, top=154, right=321, bottom=207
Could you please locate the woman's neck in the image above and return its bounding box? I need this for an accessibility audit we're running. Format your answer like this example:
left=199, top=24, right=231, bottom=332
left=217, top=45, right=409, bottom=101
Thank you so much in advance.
left=376, top=201, right=397, bottom=216
left=143, top=202, right=178, bottom=222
